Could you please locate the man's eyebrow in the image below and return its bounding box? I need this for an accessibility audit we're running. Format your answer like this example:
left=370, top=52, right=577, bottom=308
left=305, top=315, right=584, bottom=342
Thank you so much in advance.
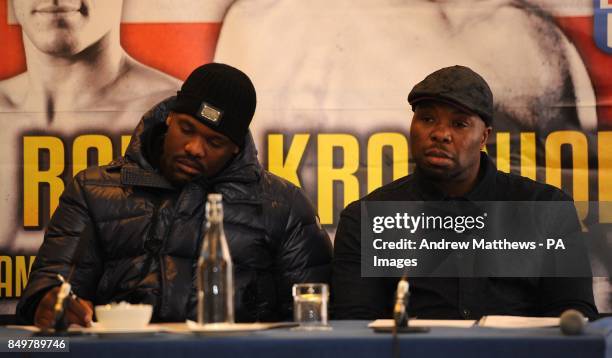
left=176, top=117, right=194, bottom=127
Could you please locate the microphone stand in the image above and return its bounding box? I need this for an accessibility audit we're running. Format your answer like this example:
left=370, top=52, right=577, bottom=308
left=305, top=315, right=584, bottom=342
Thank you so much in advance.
left=390, top=276, right=429, bottom=358
left=392, top=276, right=428, bottom=333
left=393, top=277, right=410, bottom=329
left=392, top=276, right=408, bottom=358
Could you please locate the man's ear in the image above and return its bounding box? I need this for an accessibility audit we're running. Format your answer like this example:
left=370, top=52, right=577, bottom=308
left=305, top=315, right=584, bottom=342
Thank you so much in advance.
left=233, top=145, right=240, bottom=155
left=165, top=114, right=173, bottom=126
left=481, top=126, right=492, bottom=149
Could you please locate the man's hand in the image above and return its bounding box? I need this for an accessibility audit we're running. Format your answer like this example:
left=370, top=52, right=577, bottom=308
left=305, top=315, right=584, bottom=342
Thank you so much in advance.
left=34, top=287, right=93, bottom=329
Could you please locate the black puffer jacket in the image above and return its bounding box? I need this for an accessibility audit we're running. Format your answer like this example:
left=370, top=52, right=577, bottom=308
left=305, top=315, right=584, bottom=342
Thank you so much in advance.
left=18, top=98, right=332, bottom=323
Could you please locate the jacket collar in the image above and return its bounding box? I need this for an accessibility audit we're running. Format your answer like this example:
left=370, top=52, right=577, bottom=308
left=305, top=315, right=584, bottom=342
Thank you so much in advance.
left=414, top=152, right=497, bottom=201
left=120, top=97, right=263, bottom=198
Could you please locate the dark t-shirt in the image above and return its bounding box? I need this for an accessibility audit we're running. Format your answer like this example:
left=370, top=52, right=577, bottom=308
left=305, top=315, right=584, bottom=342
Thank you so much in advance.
left=331, top=153, right=598, bottom=320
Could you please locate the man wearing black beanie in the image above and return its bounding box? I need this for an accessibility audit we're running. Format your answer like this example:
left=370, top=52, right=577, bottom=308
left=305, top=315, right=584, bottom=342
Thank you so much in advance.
left=18, top=63, right=333, bottom=328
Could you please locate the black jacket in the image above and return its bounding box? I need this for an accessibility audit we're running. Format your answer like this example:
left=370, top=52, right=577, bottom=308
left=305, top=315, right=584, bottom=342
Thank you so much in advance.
left=18, top=98, right=332, bottom=323
left=332, top=153, right=598, bottom=321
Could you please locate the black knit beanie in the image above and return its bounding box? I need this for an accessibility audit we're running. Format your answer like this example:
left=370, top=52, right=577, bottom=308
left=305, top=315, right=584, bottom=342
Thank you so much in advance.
left=172, top=63, right=257, bottom=148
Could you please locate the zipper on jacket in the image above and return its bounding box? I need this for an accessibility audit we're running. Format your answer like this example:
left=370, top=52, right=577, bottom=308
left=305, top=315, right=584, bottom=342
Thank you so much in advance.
left=143, top=200, right=164, bottom=319
left=157, top=189, right=185, bottom=319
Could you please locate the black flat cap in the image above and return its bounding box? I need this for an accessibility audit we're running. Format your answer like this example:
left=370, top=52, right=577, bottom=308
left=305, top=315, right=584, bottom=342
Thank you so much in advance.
left=407, top=65, right=494, bottom=126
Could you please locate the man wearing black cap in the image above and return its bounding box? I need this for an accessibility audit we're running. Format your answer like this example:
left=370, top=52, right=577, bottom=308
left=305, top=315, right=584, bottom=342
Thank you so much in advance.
left=18, top=63, right=332, bottom=328
left=332, top=65, right=598, bottom=320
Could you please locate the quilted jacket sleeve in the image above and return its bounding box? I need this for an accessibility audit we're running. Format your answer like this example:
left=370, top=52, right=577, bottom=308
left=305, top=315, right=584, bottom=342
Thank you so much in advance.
left=275, top=186, right=333, bottom=320
left=16, top=171, right=103, bottom=324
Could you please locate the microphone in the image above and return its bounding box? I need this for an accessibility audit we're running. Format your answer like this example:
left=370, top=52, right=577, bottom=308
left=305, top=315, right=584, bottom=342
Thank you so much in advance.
left=560, top=309, right=586, bottom=335
left=393, top=276, right=410, bottom=328
left=377, top=276, right=427, bottom=337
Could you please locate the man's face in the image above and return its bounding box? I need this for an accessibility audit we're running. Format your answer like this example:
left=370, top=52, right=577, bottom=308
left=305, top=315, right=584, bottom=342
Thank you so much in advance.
left=409, top=101, right=491, bottom=181
left=160, top=112, right=240, bottom=186
left=12, top=0, right=123, bottom=56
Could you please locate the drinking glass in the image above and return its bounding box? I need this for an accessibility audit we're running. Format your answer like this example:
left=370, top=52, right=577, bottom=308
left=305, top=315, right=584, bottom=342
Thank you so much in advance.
left=292, top=283, right=330, bottom=330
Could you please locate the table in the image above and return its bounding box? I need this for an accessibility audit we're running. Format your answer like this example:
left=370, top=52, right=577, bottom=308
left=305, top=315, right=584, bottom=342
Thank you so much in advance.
left=2, top=319, right=611, bottom=358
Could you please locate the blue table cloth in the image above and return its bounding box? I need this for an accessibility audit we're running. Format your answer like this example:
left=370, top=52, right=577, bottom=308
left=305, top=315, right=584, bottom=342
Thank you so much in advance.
left=2, top=318, right=611, bottom=358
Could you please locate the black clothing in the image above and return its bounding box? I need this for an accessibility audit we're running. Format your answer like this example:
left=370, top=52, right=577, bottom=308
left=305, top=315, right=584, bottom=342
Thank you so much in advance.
left=18, top=98, right=332, bottom=323
left=332, top=153, right=598, bottom=320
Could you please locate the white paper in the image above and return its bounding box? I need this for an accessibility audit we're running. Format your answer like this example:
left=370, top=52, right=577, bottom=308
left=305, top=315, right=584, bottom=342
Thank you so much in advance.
left=368, top=319, right=476, bottom=329
left=161, top=321, right=297, bottom=333
left=477, top=316, right=560, bottom=328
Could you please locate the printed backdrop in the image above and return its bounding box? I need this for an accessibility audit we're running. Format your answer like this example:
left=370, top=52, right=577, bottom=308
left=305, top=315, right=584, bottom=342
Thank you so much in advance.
left=0, top=0, right=610, bottom=313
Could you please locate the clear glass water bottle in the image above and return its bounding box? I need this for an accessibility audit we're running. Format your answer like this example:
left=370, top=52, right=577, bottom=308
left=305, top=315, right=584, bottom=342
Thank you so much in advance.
left=197, top=193, right=234, bottom=324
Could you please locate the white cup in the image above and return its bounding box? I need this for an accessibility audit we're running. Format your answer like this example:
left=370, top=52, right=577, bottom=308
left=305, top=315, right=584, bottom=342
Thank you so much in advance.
left=94, top=302, right=153, bottom=330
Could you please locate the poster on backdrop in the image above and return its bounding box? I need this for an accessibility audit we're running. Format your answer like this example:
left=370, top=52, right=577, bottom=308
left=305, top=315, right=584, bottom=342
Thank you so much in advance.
left=214, top=0, right=611, bottom=312
left=0, top=0, right=610, bottom=314
left=0, top=0, right=230, bottom=313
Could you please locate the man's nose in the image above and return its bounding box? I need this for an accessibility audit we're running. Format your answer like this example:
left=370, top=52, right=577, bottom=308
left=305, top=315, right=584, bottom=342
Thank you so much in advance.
left=184, top=138, right=206, bottom=158
left=430, top=122, right=452, bottom=143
